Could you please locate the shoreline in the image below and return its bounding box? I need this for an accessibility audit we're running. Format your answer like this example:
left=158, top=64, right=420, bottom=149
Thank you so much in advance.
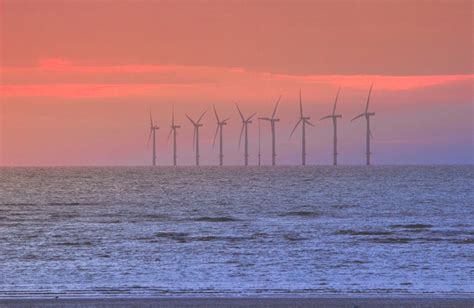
left=1, top=297, right=473, bottom=308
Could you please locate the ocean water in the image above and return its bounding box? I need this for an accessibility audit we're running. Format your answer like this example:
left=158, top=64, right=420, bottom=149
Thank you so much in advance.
left=0, top=166, right=473, bottom=298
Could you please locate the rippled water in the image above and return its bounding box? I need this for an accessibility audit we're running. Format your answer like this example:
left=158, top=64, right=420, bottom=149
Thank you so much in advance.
left=0, top=166, right=473, bottom=297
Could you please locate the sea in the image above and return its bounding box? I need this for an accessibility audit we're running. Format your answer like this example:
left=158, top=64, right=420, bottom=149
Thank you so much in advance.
left=0, top=166, right=473, bottom=298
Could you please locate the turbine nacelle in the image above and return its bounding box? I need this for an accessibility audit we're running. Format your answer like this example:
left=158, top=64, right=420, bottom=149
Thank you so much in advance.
left=259, top=117, right=280, bottom=122
left=185, top=111, right=207, bottom=127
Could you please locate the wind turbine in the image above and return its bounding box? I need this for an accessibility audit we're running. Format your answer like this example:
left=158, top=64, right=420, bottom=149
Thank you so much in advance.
left=147, top=112, right=160, bottom=166
left=259, top=96, right=282, bottom=166
left=289, top=90, right=314, bottom=166
left=212, top=105, right=230, bottom=166
left=236, top=103, right=257, bottom=166
left=320, top=87, right=342, bottom=166
left=167, top=105, right=181, bottom=166
left=186, top=110, right=207, bottom=166
left=351, top=84, right=375, bottom=166
left=258, top=119, right=262, bottom=166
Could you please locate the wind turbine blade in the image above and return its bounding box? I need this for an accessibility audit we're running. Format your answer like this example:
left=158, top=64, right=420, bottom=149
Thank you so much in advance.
left=272, top=95, right=282, bottom=119
left=185, top=113, right=196, bottom=126
left=333, top=86, right=341, bottom=115
left=222, top=117, right=231, bottom=122
left=213, top=105, right=220, bottom=122
left=351, top=113, right=365, bottom=121
left=197, top=110, right=207, bottom=124
left=365, top=84, right=373, bottom=113
left=305, top=120, right=315, bottom=127
left=235, top=103, right=245, bottom=121
left=149, top=112, right=153, bottom=128
left=147, top=129, right=152, bottom=148
left=238, top=124, right=244, bottom=149
left=192, top=128, right=196, bottom=151
left=167, top=128, right=173, bottom=141
left=299, top=89, right=303, bottom=118
left=258, top=117, right=271, bottom=121
left=172, top=104, right=175, bottom=126
left=320, top=115, right=332, bottom=121
left=212, top=125, right=219, bottom=148
left=247, top=112, right=257, bottom=121
left=289, top=119, right=301, bottom=139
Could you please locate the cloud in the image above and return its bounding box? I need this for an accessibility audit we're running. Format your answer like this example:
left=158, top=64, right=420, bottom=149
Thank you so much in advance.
left=0, top=83, right=205, bottom=98
left=1, top=58, right=472, bottom=98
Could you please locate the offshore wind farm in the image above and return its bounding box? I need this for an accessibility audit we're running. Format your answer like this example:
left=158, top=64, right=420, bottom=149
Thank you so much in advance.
left=1, top=1, right=473, bottom=307
left=145, top=87, right=375, bottom=167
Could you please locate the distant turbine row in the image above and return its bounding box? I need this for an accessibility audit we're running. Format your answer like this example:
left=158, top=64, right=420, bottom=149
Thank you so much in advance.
left=148, top=85, right=375, bottom=166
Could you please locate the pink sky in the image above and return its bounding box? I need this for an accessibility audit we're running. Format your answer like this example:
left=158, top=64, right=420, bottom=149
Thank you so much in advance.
left=0, top=0, right=472, bottom=166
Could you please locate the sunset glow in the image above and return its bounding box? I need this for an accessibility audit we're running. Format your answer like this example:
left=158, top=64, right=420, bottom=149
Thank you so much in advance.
left=1, top=0, right=472, bottom=166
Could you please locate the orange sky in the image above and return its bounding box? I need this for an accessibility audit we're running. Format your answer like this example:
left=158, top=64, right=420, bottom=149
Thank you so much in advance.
left=0, top=0, right=472, bottom=165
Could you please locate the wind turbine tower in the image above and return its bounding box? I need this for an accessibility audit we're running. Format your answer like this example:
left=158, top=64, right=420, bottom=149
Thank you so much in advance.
left=148, top=112, right=160, bottom=166
left=259, top=96, right=282, bottom=166
left=320, top=87, right=342, bottom=166
left=290, top=90, right=314, bottom=166
left=236, top=103, right=256, bottom=166
left=258, top=119, right=262, bottom=166
left=351, top=84, right=375, bottom=165
left=168, top=105, right=181, bottom=166
left=212, top=105, right=230, bottom=166
left=186, top=111, right=207, bottom=166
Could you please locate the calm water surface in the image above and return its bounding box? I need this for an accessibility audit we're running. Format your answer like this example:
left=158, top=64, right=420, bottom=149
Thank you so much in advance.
left=0, top=166, right=473, bottom=297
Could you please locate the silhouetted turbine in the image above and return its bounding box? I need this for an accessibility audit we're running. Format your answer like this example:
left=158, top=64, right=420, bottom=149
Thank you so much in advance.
left=259, top=96, right=282, bottom=166
left=212, top=105, right=230, bottom=166
left=290, top=89, right=314, bottom=165
left=236, top=103, right=257, bottom=166
left=147, top=112, right=160, bottom=166
left=258, top=118, right=262, bottom=166
left=320, top=87, right=342, bottom=166
left=185, top=110, right=207, bottom=166
left=351, top=84, right=375, bottom=166
left=167, top=104, right=181, bottom=166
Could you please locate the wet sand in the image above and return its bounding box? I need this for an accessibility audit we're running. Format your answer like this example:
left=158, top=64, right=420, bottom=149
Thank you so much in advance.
left=0, top=297, right=473, bottom=307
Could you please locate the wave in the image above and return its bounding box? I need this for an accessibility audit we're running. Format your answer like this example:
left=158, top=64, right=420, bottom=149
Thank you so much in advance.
left=390, top=224, right=433, bottom=229
left=331, top=204, right=359, bottom=209
left=453, top=238, right=474, bottom=244
left=144, top=232, right=254, bottom=243
left=47, top=202, right=99, bottom=206
left=55, top=241, right=94, bottom=246
left=370, top=237, right=413, bottom=244
left=193, top=216, right=239, bottom=222
left=336, top=230, right=394, bottom=236
left=2, top=202, right=98, bottom=207
left=155, top=231, right=189, bottom=239
left=279, top=211, right=321, bottom=218
left=193, top=236, right=253, bottom=242
left=1, top=203, right=36, bottom=206
left=49, top=213, right=81, bottom=219
left=140, top=214, right=170, bottom=221
left=283, top=233, right=308, bottom=241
